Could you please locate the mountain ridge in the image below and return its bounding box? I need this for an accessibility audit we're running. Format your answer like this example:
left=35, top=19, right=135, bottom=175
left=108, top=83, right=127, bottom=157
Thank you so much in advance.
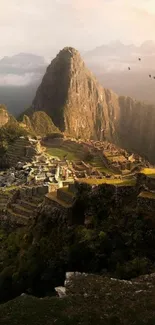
left=23, top=46, right=155, bottom=163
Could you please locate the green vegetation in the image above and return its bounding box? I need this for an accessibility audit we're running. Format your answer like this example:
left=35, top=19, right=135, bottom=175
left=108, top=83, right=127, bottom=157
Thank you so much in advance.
left=0, top=179, right=155, bottom=322
left=46, top=147, right=79, bottom=160
left=25, top=111, right=59, bottom=137
left=0, top=116, right=29, bottom=157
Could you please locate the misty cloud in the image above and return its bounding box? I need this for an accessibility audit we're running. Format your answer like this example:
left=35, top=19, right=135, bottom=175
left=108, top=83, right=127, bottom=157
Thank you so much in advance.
left=0, top=0, right=155, bottom=58
left=0, top=73, right=41, bottom=86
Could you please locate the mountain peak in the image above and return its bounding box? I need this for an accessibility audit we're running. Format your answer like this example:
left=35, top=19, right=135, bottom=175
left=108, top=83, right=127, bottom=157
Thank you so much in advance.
left=23, top=46, right=155, bottom=163
left=55, top=47, right=81, bottom=61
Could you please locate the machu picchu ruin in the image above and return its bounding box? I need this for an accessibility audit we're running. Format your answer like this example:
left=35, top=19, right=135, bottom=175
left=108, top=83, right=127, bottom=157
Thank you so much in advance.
left=0, top=133, right=155, bottom=227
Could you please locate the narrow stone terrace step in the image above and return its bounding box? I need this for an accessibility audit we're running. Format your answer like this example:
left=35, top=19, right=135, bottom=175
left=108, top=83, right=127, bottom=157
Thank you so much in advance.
left=11, top=204, right=33, bottom=218
left=16, top=200, right=37, bottom=210
left=7, top=208, right=29, bottom=226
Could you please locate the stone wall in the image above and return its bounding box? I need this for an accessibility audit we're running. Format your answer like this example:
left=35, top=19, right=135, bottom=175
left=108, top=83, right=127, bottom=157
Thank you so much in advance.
left=5, top=137, right=41, bottom=167
left=19, top=185, right=49, bottom=199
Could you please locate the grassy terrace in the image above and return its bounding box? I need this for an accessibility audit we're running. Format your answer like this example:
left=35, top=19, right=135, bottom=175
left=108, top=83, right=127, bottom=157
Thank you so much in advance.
left=46, top=147, right=78, bottom=161
left=1, top=186, right=18, bottom=192
left=77, top=178, right=136, bottom=186
left=140, top=168, right=155, bottom=178
left=138, top=191, right=155, bottom=200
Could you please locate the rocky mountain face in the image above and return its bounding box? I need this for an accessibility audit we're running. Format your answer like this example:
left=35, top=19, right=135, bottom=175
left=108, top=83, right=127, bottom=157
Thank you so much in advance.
left=30, top=47, right=120, bottom=141
left=29, top=47, right=155, bottom=163
left=0, top=105, right=9, bottom=127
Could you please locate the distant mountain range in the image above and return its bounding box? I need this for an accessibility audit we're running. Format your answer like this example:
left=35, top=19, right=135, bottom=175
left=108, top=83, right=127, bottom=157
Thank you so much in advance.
left=1, top=41, right=155, bottom=116
left=83, top=40, right=155, bottom=104
left=84, top=40, right=155, bottom=67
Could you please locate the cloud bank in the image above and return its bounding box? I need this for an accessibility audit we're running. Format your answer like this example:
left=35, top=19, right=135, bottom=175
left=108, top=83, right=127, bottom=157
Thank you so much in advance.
left=0, top=0, right=155, bottom=58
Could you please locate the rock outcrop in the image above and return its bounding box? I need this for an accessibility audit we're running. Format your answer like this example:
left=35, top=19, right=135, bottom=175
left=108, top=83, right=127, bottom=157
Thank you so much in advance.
left=22, top=111, right=59, bottom=136
left=0, top=105, right=9, bottom=127
left=29, top=47, right=119, bottom=141
left=28, top=47, right=155, bottom=162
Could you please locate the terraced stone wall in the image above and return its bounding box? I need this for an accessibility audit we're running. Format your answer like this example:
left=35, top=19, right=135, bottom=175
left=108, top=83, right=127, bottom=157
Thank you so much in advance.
left=6, top=137, right=38, bottom=167
left=19, top=185, right=49, bottom=198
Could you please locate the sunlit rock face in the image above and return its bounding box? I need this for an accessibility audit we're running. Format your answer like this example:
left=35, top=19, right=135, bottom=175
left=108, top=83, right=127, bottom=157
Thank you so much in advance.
left=29, top=47, right=155, bottom=163
left=0, top=105, right=9, bottom=127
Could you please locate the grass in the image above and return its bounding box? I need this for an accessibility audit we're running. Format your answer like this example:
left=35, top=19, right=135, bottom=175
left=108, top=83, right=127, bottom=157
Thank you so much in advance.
left=140, top=168, right=155, bottom=178
left=89, top=157, right=112, bottom=172
left=138, top=191, right=155, bottom=200
left=1, top=275, right=155, bottom=325
left=46, top=147, right=78, bottom=161
left=77, top=178, right=136, bottom=186
left=2, top=186, right=18, bottom=192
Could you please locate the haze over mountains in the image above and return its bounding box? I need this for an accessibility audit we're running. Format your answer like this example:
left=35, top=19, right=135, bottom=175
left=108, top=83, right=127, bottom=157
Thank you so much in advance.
left=1, top=40, right=155, bottom=117
left=84, top=40, right=155, bottom=103
left=0, top=53, right=47, bottom=116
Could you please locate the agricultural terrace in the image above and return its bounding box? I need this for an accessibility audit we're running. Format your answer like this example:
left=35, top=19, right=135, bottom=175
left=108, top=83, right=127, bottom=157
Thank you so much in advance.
left=77, top=178, right=136, bottom=187
left=140, top=168, right=155, bottom=178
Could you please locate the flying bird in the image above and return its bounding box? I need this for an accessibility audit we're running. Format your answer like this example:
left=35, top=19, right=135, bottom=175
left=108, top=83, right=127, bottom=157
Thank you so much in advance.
left=138, top=58, right=141, bottom=61
left=128, top=67, right=131, bottom=70
left=149, top=74, right=151, bottom=78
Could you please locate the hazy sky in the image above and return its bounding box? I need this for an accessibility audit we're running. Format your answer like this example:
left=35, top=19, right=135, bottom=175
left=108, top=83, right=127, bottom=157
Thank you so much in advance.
left=1, top=0, right=155, bottom=58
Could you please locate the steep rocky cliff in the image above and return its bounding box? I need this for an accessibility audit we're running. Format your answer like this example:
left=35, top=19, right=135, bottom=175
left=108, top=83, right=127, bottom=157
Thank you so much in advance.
left=0, top=105, right=9, bottom=127
left=28, top=47, right=155, bottom=162
left=30, top=47, right=119, bottom=141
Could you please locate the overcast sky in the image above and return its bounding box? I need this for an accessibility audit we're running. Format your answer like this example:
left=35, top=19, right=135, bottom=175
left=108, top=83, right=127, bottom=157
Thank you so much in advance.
left=1, top=0, right=155, bottom=59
